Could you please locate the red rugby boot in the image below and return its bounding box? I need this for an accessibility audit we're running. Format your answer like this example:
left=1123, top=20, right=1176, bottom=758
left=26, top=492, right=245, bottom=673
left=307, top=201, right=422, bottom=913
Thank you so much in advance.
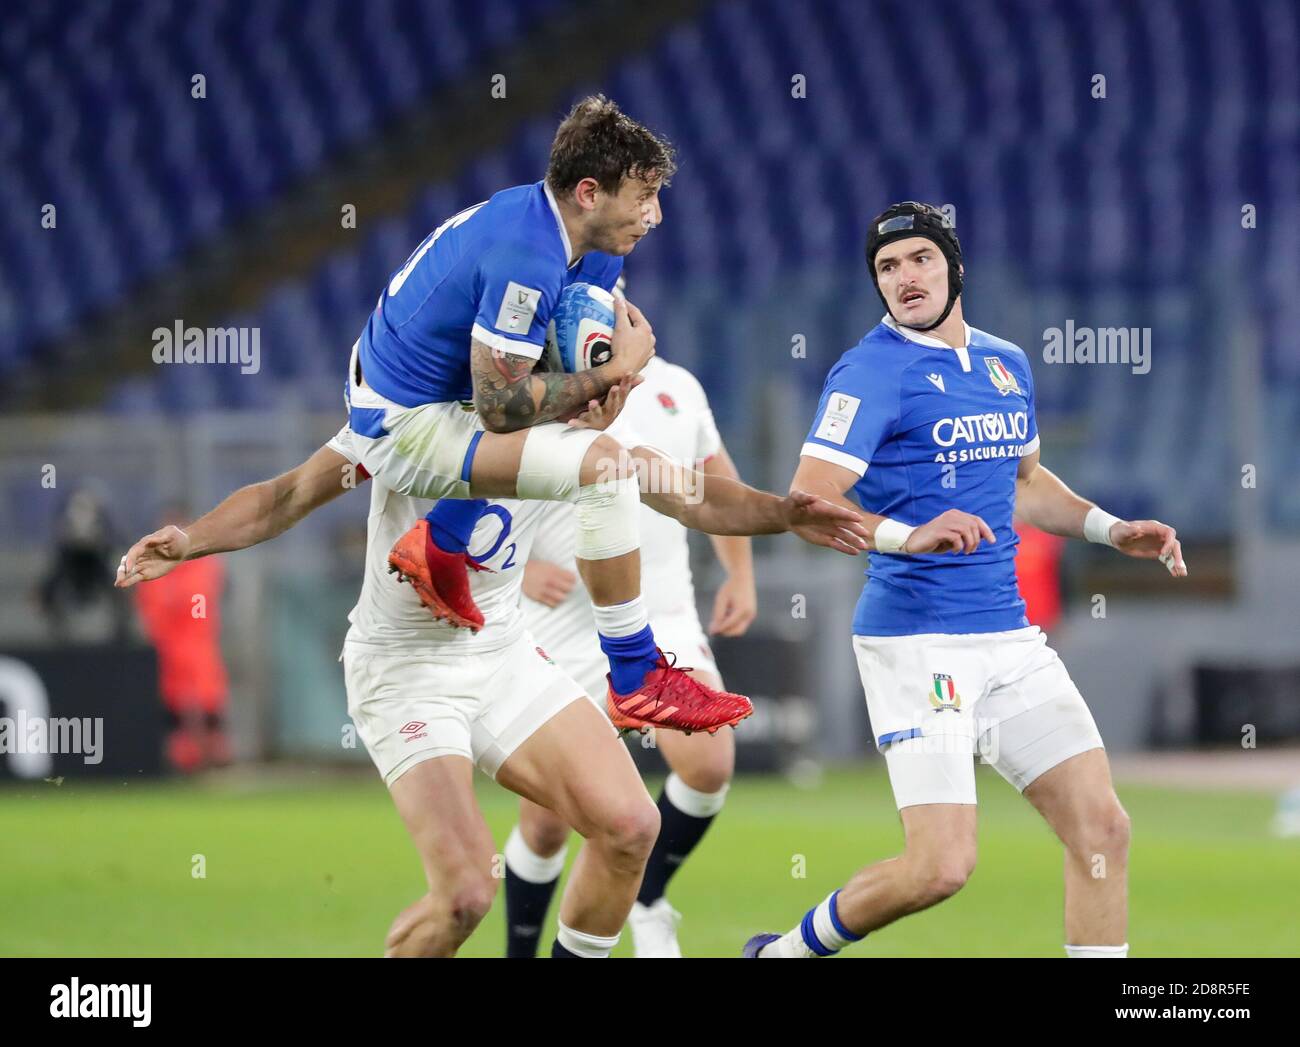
left=606, top=650, right=753, bottom=735
left=386, top=519, right=488, bottom=631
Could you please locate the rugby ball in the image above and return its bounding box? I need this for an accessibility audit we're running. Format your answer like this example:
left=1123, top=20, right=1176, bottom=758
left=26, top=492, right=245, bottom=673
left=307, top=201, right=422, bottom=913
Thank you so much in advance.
left=544, top=282, right=616, bottom=373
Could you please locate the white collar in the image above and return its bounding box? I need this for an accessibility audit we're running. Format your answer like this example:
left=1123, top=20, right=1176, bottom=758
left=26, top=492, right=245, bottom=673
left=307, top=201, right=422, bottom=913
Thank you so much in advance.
left=882, top=313, right=972, bottom=350
left=543, top=181, right=577, bottom=268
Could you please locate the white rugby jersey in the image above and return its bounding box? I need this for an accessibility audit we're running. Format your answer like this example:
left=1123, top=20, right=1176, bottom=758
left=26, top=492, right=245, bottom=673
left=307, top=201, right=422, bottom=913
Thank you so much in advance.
left=328, top=428, right=541, bottom=656
left=522, top=355, right=723, bottom=642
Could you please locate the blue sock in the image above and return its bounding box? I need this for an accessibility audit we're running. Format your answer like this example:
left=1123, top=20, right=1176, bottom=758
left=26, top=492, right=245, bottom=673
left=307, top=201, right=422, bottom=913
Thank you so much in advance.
left=599, top=625, right=661, bottom=695
left=424, top=499, right=487, bottom=555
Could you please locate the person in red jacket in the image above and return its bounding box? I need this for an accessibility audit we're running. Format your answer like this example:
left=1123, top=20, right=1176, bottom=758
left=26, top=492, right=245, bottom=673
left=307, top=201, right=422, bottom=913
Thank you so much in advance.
left=1014, top=520, right=1066, bottom=632
left=131, top=505, right=230, bottom=771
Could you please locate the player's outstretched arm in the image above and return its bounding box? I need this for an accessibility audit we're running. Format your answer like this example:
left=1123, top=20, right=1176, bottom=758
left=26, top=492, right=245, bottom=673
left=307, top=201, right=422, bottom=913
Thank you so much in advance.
left=1015, top=449, right=1186, bottom=576
left=115, top=445, right=364, bottom=588
left=628, top=446, right=870, bottom=554
left=564, top=383, right=868, bottom=553
left=468, top=298, right=654, bottom=433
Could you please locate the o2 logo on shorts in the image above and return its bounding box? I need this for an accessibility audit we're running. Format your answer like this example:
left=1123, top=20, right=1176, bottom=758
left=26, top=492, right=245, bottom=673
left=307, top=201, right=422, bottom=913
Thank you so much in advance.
left=399, top=720, right=428, bottom=742
left=467, top=505, right=517, bottom=570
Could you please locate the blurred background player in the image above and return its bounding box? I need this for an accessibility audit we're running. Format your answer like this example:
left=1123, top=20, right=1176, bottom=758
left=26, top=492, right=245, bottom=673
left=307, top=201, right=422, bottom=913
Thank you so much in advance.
left=128, top=502, right=231, bottom=772
left=36, top=488, right=129, bottom=645
left=342, top=94, right=752, bottom=734
left=501, top=279, right=754, bottom=957
left=746, top=201, right=1188, bottom=959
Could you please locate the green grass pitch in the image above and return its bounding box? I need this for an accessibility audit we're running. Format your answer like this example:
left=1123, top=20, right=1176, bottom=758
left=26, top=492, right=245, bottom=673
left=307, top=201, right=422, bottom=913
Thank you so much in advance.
left=2, top=764, right=1295, bottom=957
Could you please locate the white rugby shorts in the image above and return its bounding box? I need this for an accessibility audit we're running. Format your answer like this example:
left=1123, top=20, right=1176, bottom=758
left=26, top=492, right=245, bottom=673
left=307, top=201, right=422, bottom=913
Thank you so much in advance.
left=852, top=626, right=1103, bottom=808
left=342, top=631, right=604, bottom=785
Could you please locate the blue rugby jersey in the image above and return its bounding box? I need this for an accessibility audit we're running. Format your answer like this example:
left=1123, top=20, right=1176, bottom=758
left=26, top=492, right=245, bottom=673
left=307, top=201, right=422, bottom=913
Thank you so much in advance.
left=356, top=181, right=623, bottom=408
left=801, top=317, right=1040, bottom=636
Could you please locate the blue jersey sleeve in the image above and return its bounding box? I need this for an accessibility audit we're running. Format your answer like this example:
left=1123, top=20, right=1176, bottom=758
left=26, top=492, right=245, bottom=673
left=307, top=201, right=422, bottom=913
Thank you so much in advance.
left=471, top=242, right=563, bottom=361
left=800, top=354, right=898, bottom=477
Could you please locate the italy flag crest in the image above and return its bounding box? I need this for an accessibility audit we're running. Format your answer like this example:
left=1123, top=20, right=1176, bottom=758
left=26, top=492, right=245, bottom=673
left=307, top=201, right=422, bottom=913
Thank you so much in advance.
left=985, top=356, right=1021, bottom=396
left=928, top=673, right=962, bottom=711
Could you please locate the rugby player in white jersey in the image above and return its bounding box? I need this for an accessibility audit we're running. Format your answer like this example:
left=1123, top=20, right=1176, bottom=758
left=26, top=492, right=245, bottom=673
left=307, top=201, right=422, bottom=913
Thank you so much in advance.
left=501, top=297, right=750, bottom=957
left=116, top=422, right=865, bottom=958
left=744, top=202, right=1188, bottom=959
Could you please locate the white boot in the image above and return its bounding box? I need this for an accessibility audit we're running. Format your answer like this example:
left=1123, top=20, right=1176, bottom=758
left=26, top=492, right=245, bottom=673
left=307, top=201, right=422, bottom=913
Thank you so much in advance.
left=627, top=898, right=683, bottom=958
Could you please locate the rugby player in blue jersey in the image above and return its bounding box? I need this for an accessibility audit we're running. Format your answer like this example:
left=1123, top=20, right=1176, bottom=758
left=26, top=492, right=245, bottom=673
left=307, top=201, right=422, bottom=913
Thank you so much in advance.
left=745, top=202, right=1187, bottom=959
left=344, top=96, right=784, bottom=734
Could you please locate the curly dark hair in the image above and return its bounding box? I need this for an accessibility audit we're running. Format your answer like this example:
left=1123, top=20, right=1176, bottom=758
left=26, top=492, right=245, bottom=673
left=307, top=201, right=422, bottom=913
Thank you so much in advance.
left=545, top=95, right=676, bottom=196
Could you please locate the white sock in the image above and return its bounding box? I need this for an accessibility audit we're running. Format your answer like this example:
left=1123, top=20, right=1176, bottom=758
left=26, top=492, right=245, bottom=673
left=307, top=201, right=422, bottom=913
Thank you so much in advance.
left=665, top=772, right=729, bottom=818
left=1065, top=943, right=1129, bottom=958
left=556, top=921, right=620, bottom=959
left=504, top=826, right=566, bottom=884
left=761, top=891, right=862, bottom=958
left=591, top=594, right=649, bottom=637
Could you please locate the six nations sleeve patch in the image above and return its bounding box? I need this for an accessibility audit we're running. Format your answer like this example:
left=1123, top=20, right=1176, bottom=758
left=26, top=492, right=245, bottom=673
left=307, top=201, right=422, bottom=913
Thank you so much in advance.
left=814, top=392, right=861, bottom=445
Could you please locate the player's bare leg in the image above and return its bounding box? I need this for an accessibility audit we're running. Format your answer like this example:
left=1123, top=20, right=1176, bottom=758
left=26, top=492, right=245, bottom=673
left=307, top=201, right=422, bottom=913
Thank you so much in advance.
left=746, top=804, right=977, bottom=957
left=1022, top=747, right=1130, bottom=953
left=506, top=667, right=736, bottom=957
left=517, top=798, right=571, bottom=859
left=837, top=804, right=978, bottom=929
left=384, top=755, right=499, bottom=957
left=496, top=697, right=660, bottom=957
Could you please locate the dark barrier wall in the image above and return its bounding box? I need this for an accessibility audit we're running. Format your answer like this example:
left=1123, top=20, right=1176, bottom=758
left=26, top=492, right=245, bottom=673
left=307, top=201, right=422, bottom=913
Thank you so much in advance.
left=1192, top=665, right=1300, bottom=747
left=0, top=647, right=165, bottom=780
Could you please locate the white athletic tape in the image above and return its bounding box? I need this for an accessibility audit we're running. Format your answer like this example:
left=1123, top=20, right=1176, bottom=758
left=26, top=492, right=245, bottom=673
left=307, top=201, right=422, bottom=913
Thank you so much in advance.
left=574, top=475, right=640, bottom=561
left=1083, top=506, right=1122, bottom=547
left=515, top=424, right=602, bottom=502
left=873, top=518, right=916, bottom=554
left=1158, top=550, right=1187, bottom=575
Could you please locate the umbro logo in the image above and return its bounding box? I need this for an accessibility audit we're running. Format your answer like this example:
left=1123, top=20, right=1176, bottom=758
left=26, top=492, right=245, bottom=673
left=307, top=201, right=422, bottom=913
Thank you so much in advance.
left=399, top=721, right=428, bottom=743
left=926, top=373, right=946, bottom=392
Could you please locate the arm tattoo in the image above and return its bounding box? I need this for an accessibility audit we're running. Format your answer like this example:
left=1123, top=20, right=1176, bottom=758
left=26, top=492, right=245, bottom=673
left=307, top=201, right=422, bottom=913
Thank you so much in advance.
left=469, top=339, right=610, bottom=432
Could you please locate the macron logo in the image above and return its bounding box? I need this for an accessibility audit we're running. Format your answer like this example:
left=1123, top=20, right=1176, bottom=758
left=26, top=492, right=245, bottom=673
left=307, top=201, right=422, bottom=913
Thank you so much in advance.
left=50, top=979, right=151, bottom=1027
left=927, top=373, right=946, bottom=392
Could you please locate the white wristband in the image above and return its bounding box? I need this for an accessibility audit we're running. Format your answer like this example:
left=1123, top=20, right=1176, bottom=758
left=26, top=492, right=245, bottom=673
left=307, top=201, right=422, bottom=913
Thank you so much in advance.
left=1083, top=506, right=1122, bottom=547
left=873, top=518, right=916, bottom=554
